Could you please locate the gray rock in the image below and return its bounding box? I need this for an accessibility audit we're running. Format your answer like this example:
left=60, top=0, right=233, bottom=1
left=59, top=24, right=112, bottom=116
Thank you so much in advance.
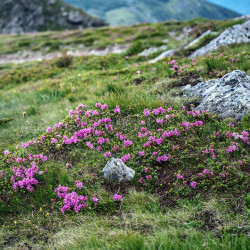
left=139, top=45, right=167, bottom=57
left=181, top=70, right=250, bottom=120
left=0, top=0, right=106, bottom=34
left=184, top=30, right=218, bottom=49
left=190, top=20, right=250, bottom=57
left=102, top=157, right=135, bottom=182
left=149, top=49, right=176, bottom=63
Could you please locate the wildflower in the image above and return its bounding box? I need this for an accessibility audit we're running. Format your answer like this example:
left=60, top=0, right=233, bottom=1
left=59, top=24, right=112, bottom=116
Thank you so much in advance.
left=152, top=67, right=156, bottom=71
left=145, top=167, right=149, bottom=173
left=139, top=151, right=145, bottom=156
left=3, top=150, right=10, bottom=155
left=46, top=127, right=52, bottom=133
left=75, top=180, right=83, bottom=189
left=123, top=140, right=133, bottom=148
left=51, top=138, right=57, bottom=144
left=190, top=181, right=196, bottom=188
left=104, top=152, right=111, bottom=158
left=177, top=173, right=183, bottom=179
left=113, top=194, right=122, bottom=201
left=143, top=108, right=150, bottom=117
left=121, top=153, right=131, bottom=163
left=66, top=163, right=72, bottom=168
left=114, top=105, right=120, bottom=113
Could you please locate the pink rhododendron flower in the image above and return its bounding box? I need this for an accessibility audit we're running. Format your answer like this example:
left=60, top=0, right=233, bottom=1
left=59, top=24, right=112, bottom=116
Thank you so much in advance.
left=177, top=173, right=183, bottom=179
left=190, top=181, right=196, bottom=188
left=139, top=151, right=145, bottom=156
left=75, top=180, right=83, bottom=189
left=113, top=194, right=122, bottom=201
left=104, top=152, right=111, bottom=158
left=46, top=127, right=52, bottom=133
left=51, top=138, right=57, bottom=144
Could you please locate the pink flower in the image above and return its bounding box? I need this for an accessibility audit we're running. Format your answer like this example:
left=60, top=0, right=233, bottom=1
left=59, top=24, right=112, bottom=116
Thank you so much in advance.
left=177, top=173, right=183, bottom=179
left=92, top=197, right=99, bottom=203
left=121, top=153, right=131, bottom=163
left=152, top=67, right=156, bottom=71
left=114, top=76, right=118, bottom=80
left=75, top=180, right=83, bottom=189
left=143, top=108, right=150, bottom=117
left=190, top=181, right=196, bottom=188
left=51, top=138, right=57, bottom=144
left=139, top=151, right=145, bottom=157
left=114, top=105, right=120, bottom=113
left=198, top=173, right=203, bottom=178
left=104, top=152, right=111, bottom=158
left=3, top=150, right=10, bottom=155
left=113, top=194, right=122, bottom=202
left=66, top=163, right=71, bottom=168
left=46, top=127, right=52, bottom=133
left=140, top=120, right=145, bottom=125
left=145, top=167, right=149, bottom=173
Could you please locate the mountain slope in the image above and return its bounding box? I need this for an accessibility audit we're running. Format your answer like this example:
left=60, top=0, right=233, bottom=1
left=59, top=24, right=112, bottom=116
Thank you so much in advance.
left=63, top=0, right=240, bottom=26
left=0, top=0, right=106, bottom=34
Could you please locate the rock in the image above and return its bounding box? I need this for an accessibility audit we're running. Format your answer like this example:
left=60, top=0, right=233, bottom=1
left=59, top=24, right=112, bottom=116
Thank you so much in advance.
left=190, top=20, right=250, bottom=57
left=181, top=70, right=250, bottom=120
left=138, top=45, right=167, bottom=57
left=0, top=0, right=106, bottom=34
left=184, top=30, right=218, bottom=49
left=149, top=49, right=176, bottom=63
left=102, top=157, right=135, bottom=182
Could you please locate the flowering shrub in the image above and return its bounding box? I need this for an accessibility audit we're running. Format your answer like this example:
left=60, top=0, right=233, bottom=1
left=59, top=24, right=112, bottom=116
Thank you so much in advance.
left=0, top=103, right=249, bottom=214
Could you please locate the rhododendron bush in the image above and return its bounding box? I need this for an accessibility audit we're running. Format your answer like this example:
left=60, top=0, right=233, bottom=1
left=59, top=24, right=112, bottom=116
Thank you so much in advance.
left=0, top=103, right=249, bottom=214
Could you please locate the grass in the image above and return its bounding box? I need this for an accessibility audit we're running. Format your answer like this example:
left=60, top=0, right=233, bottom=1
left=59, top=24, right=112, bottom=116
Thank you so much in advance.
left=0, top=18, right=249, bottom=249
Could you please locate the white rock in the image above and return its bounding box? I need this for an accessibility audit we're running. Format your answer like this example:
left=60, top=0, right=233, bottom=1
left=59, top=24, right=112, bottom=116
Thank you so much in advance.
left=149, top=49, right=176, bottom=63
left=102, top=157, right=135, bottom=182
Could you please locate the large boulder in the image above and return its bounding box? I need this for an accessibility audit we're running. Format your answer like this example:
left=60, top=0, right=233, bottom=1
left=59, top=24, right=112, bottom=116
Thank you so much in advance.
left=190, top=20, right=250, bottom=58
left=181, top=71, right=250, bottom=120
left=102, top=157, right=135, bottom=182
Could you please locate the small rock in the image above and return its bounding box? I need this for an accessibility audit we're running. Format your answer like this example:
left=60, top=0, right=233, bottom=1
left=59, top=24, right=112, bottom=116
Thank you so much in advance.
left=149, top=49, right=176, bottom=64
left=102, top=157, right=135, bottom=182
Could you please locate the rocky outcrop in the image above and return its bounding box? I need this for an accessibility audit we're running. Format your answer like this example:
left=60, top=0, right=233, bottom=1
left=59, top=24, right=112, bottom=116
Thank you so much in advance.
left=181, top=71, right=250, bottom=120
left=0, top=0, right=106, bottom=34
left=190, top=20, right=250, bottom=57
left=102, top=157, right=135, bottom=182
left=139, top=45, right=167, bottom=57
left=149, top=49, right=176, bottom=64
left=184, top=30, right=218, bottom=50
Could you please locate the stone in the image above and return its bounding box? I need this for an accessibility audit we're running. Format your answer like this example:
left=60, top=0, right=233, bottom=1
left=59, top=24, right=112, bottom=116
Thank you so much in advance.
left=102, top=157, right=135, bottom=182
left=184, top=30, right=218, bottom=49
left=149, top=49, right=176, bottom=63
left=138, top=45, right=167, bottom=57
left=181, top=70, right=250, bottom=120
left=190, top=20, right=250, bottom=57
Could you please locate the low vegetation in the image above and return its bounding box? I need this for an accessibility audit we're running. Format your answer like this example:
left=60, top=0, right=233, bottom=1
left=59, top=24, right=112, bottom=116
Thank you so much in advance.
left=0, top=18, right=249, bottom=249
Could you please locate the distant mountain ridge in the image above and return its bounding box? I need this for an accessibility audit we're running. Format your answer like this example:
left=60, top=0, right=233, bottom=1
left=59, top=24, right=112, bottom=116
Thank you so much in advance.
left=63, top=0, right=240, bottom=26
left=0, top=0, right=106, bottom=34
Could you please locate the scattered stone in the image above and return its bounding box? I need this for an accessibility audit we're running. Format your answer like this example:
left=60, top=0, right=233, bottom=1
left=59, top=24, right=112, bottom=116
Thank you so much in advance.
left=190, top=20, right=250, bottom=57
left=149, top=49, right=176, bottom=64
left=138, top=45, right=167, bottom=57
left=102, top=157, right=135, bottom=182
left=181, top=70, right=250, bottom=120
left=184, top=30, right=218, bottom=49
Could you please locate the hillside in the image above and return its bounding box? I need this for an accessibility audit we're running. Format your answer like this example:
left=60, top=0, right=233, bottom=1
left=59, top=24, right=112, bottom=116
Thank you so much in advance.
left=0, top=0, right=106, bottom=34
left=0, top=17, right=249, bottom=249
left=63, top=0, right=240, bottom=26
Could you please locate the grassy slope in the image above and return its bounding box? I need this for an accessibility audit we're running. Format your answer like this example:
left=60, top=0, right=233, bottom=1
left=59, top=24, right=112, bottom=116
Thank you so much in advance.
left=0, top=18, right=249, bottom=249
